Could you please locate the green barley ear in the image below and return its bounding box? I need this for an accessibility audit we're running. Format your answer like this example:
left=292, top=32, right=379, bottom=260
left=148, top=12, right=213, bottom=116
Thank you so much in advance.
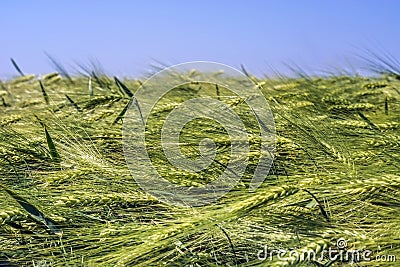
left=39, top=80, right=49, bottom=105
left=10, top=58, right=24, bottom=76
left=0, top=183, right=62, bottom=236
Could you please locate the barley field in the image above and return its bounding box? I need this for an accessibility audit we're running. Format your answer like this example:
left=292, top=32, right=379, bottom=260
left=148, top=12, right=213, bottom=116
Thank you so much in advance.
left=0, top=60, right=399, bottom=266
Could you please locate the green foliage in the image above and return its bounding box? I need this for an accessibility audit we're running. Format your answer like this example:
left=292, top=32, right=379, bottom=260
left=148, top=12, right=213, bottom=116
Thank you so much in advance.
left=0, top=69, right=399, bottom=266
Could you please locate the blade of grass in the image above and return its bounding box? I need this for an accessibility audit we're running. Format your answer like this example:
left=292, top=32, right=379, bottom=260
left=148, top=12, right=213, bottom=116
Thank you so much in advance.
left=113, top=98, right=133, bottom=125
left=34, top=114, right=45, bottom=128
left=357, top=111, right=380, bottom=131
left=241, top=63, right=259, bottom=83
left=240, top=64, right=251, bottom=79
left=114, top=77, right=133, bottom=98
left=385, top=96, right=389, bottom=115
left=370, top=201, right=400, bottom=207
left=1, top=97, right=9, bottom=107
left=112, top=78, right=143, bottom=125
left=44, top=125, right=61, bottom=162
left=45, top=53, right=73, bottom=83
left=303, top=189, right=330, bottom=222
left=65, top=94, right=82, bottom=112
left=10, top=58, right=24, bottom=76
left=216, top=224, right=238, bottom=267
left=215, top=83, right=220, bottom=100
left=39, top=80, right=49, bottom=105
left=89, top=77, right=93, bottom=99
left=91, top=71, right=110, bottom=90
left=0, top=183, right=62, bottom=236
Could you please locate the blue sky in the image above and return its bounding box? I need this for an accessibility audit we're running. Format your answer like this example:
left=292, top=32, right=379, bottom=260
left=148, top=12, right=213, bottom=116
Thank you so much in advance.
left=2, top=1, right=400, bottom=78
